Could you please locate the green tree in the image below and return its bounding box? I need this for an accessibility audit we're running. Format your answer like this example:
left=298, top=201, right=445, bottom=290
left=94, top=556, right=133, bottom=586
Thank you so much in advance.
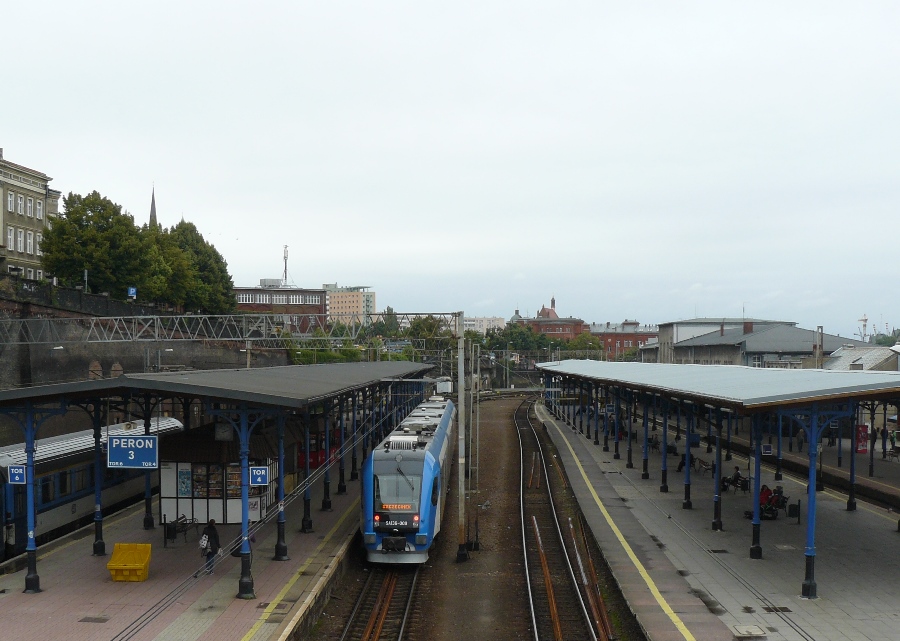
left=169, top=221, right=235, bottom=314
left=41, top=191, right=151, bottom=296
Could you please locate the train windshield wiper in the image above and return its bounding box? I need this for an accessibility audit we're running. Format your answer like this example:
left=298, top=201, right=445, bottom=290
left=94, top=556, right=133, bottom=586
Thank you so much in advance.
left=397, top=466, right=415, bottom=491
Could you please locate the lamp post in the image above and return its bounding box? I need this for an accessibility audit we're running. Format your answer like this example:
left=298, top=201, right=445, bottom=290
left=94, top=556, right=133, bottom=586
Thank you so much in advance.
left=506, top=342, right=512, bottom=389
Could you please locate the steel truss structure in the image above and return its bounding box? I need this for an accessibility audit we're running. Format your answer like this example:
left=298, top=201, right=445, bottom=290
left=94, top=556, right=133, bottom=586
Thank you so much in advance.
left=0, top=312, right=461, bottom=347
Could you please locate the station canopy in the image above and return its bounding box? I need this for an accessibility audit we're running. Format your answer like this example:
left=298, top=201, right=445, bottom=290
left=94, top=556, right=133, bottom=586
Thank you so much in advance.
left=538, top=360, right=900, bottom=412
left=0, top=362, right=431, bottom=410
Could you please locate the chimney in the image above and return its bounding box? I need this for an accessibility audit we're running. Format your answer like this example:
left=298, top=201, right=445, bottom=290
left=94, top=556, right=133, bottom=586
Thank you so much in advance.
left=743, top=321, right=753, bottom=334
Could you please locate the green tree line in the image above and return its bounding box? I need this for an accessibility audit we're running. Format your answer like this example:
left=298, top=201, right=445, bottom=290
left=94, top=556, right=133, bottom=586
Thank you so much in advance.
left=40, top=191, right=235, bottom=314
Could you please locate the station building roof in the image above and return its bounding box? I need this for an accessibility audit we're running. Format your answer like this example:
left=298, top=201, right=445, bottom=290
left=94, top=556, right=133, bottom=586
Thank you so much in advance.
left=537, top=360, right=900, bottom=413
left=0, top=362, right=431, bottom=410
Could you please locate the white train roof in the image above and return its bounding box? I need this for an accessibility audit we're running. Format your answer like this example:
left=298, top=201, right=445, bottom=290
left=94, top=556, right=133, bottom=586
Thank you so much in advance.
left=0, top=417, right=183, bottom=468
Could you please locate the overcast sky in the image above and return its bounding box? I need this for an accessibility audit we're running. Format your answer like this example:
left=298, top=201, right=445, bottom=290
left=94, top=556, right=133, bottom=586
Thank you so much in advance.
left=5, top=2, right=898, bottom=339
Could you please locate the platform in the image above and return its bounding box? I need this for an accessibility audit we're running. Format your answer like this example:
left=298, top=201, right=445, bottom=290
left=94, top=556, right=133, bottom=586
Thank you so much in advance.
left=0, top=470, right=359, bottom=641
left=538, top=403, right=900, bottom=641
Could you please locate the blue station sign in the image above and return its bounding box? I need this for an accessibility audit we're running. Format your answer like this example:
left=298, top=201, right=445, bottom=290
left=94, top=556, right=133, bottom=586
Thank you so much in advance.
left=250, top=466, right=269, bottom=486
left=7, top=465, right=26, bottom=484
left=107, top=435, right=159, bottom=469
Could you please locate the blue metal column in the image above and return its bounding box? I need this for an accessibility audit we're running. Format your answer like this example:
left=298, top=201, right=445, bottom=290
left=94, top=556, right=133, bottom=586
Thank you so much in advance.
left=712, top=410, right=723, bottom=531
left=626, top=391, right=634, bottom=469
left=706, top=408, right=713, bottom=454
left=578, top=380, right=584, bottom=434
left=868, top=404, right=876, bottom=477
left=726, top=413, right=733, bottom=461
left=592, top=383, right=600, bottom=445
left=848, top=403, right=858, bottom=511
left=660, top=399, right=669, bottom=493
left=236, top=407, right=255, bottom=598
left=350, top=392, right=359, bottom=481
left=91, top=403, right=106, bottom=556
left=322, top=403, right=332, bottom=511
left=882, top=403, right=888, bottom=459
left=613, top=390, right=621, bottom=460
left=338, top=397, right=347, bottom=495
left=301, top=407, right=313, bottom=533
left=683, top=403, right=693, bottom=510
left=141, top=395, right=156, bottom=530
left=602, top=387, right=610, bottom=451
left=641, top=395, right=650, bottom=479
left=274, top=415, right=289, bottom=561
left=802, top=406, right=821, bottom=598
left=775, top=414, right=783, bottom=481
left=750, top=415, right=763, bottom=559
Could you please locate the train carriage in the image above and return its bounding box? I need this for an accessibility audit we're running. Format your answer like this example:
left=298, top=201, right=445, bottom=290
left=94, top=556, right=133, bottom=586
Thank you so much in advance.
left=361, top=396, right=455, bottom=563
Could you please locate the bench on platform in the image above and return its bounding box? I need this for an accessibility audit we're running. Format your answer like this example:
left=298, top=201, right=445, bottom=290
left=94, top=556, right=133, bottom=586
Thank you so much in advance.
left=888, top=448, right=900, bottom=462
left=164, top=515, right=199, bottom=547
left=697, top=459, right=712, bottom=476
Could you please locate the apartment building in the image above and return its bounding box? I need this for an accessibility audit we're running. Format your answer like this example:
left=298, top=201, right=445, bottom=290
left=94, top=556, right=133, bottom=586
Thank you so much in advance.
left=0, top=149, right=61, bottom=280
left=322, top=283, right=376, bottom=325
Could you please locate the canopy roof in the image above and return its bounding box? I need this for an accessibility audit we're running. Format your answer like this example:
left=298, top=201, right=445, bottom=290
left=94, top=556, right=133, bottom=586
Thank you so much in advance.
left=538, top=360, right=900, bottom=412
left=0, top=362, right=431, bottom=410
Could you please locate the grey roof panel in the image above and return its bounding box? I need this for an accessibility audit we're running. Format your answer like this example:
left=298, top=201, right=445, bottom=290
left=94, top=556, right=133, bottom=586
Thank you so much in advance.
left=0, top=362, right=430, bottom=410
left=538, top=360, right=900, bottom=411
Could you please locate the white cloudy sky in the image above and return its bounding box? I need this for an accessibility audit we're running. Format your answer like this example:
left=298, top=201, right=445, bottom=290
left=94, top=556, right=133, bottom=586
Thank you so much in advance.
left=5, top=2, right=898, bottom=339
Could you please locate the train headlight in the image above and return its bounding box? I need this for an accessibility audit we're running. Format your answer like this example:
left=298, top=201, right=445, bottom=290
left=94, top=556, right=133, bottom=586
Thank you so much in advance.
left=415, top=534, right=427, bottom=545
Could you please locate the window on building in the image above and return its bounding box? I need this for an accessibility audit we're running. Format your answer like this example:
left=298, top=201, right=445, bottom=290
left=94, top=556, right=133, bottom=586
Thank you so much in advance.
left=289, top=294, right=300, bottom=304
left=36, top=200, right=43, bottom=220
left=35, top=232, right=42, bottom=256
left=256, top=293, right=270, bottom=304
left=26, top=230, right=34, bottom=254
left=26, top=197, right=33, bottom=217
left=6, top=225, right=13, bottom=250
left=17, top=194, right=24, bottom=214
left=751, top=355, right=762, bottom=368
left=26, top=268, right=34, bottom=279
left=305, top=295, right=321, bottom=305
left=36, top=269, right=43, bottom=281
left=236, top=293, right=253, bottom=303
left=17, top=228, right=24, bottom=252
left=6, top=191, right=13, bottom=211
left=273, top=294, right=287, bottom=304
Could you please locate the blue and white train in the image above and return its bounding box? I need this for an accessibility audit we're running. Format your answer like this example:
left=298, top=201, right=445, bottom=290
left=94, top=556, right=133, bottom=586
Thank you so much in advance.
left=361, top=396, right=455, bottom=563
left=0, top=418, right=183, bottom=561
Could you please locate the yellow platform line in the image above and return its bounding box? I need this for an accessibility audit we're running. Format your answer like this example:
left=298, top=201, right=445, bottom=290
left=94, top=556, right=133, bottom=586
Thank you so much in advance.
left=241, top=498, right=359, bottom=641
left=547, top=419, right=697, bottom=641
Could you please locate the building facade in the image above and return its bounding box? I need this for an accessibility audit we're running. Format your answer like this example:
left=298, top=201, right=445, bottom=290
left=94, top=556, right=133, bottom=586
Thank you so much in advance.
left=234, top=279, right=327, bottom=333
left=322, top=283, right=376, bottom=325
left=647, top=317, right=796, bottom=364
left=464, top=316, right=506, bottom=334
left=0, top=149, right=60, bottom=280
left=511, top=297, right=589, bottom=340
left=589, top=320, right=658, bottom=360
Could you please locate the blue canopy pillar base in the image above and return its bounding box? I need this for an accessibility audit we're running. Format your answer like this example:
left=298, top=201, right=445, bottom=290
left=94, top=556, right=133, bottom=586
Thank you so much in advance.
left=301, top=494, right=313, bottom=532
left=712, top=506, right=722, bottom=531
left=92, top=524, right=106, bottom=556
left=801, top=555, right=817, bottom=598
left=24, top=551, right=40, bottom=593
left=641, top=461, right=649, bottom=479
left=682, top=484, right=692, bottom=510
left=750, top=522, right=762, bottom=558
left=274, top=521, right=289, bottom=561
left=660, top=469, right=668, bottom=492
left=237, top=553, right=255, bottom=599
left=846, top=483, right=856, bottom=511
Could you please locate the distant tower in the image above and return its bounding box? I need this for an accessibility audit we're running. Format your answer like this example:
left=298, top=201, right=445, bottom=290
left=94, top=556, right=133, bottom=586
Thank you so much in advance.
left=149, top=187, right=158, bottom=228
left=282, top=245, right=289, bottom=286
left=551, top=295, right=555, bottom=310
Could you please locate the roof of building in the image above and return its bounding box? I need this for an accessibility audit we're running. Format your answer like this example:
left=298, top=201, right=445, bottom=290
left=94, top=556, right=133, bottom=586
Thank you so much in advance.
left=658, top=317, right=795, bottom=327
left=824, top=345, right=898, bottom=371
left=673, top=324, right=863, bottom=354
left=0, top=362, right=430, bottom=410
left=537, top=359, right=900, bottom=411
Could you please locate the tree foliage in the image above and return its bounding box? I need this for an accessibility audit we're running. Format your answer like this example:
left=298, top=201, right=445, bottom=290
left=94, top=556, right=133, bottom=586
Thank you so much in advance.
left=41, top=191, right=235, bottom=314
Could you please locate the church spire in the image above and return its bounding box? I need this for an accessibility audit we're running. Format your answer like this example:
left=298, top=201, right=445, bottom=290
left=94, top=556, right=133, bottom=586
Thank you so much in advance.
left=149, top=187, right=158, bottom=228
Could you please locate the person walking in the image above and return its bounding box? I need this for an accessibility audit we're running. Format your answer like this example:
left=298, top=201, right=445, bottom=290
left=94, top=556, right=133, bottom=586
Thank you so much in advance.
left=200, top=519, right=221, bottom=575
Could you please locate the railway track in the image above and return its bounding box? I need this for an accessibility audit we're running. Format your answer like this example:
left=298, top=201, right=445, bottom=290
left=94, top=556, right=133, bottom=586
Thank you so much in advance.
left=339, top=565, right=420, bottom=641
left=516, top=398, right=613, bottom=641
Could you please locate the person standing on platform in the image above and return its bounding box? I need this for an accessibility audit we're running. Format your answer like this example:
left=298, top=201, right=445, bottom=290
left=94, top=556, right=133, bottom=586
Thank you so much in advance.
left=200, top=519, right=221, bottom=575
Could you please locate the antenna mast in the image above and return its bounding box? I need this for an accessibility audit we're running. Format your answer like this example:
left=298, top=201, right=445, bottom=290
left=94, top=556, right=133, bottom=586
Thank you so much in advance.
left=282, top=245, right=289, bottom=286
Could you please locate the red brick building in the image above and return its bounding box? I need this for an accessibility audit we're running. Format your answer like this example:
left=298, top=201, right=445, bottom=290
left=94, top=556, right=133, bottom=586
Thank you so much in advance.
left=234, top=279, right=327, bottom=333
left=590, top=320, right=658, bottom=360
left=512, top=297, right=589, bottom=340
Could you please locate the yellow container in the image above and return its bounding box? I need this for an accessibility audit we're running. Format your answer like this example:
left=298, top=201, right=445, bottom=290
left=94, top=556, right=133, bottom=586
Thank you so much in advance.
left=107, top=543, right=151, bottom=582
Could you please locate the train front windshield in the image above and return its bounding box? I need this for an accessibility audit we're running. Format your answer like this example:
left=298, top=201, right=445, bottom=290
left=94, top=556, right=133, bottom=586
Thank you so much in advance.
left=374, top=470, right=421, bottom=510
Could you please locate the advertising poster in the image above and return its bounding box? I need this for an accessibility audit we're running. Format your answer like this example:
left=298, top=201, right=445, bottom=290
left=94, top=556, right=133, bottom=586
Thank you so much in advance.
left=856, top=424, right=868, bottom=454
